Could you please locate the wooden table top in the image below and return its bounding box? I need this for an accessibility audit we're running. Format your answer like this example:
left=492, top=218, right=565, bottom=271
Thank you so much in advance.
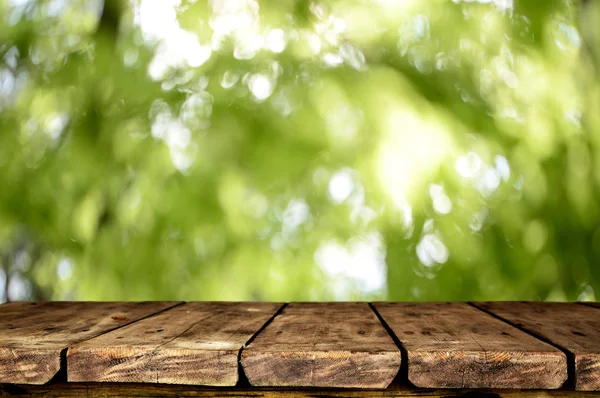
left=0, top=301, right=599, bottom=396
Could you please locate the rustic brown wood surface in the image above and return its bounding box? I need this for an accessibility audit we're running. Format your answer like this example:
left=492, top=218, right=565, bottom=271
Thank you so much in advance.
left=2, top=301, right=600, bottom=392
left=373, top=302, right=567, bottom=389
left=474, top=301, right=600, bottom=391
left=3, top=383, right=600, bottom=397
left=241, top=302, right=401, bottom=389
left=67, top=302, right=282, bottom=386
left=0, top=302, right=179, bottom=385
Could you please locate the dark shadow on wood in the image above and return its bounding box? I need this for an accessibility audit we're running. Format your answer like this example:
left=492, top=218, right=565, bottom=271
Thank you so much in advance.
left=237, top=303, right=288, bottom=387
left=368, top=302, right=409, bottom=388
left=45, top=349, right=67, bottom=384
left=576, top=302, right=600, bottom=310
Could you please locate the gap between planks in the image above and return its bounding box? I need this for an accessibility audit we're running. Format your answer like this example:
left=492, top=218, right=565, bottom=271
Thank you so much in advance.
left=368, top=302, right=409, bottom=387
left=469, top=302, right=576, bottom=390
left=2, top=302, right=595, bottom=390
left=373, top=302, right=567, bottom=389
left=473, top=302, right=600, bottom=391
left=67, top=302, right=284, bottom=385
left=60, top=302, right=187, bottom=383
left=240, top=302, right=402, bottom=389
left=0, top=302, right=183, bottom=385
left=236, top=303, right=288, bottom=386
left=373, top=301, right=574, bottom=390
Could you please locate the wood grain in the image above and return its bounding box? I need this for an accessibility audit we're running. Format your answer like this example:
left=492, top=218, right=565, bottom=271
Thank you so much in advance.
left=475, top=301, right=600, bottom=391
left=67, top=302, right=282, bottom=386
left=241, top=302, right=401, bottom=388
left=373, top=302, right=567, bottom=389
left=0, top=301, right=178, bottom=384
left=3, top=383, right=600, bottom=397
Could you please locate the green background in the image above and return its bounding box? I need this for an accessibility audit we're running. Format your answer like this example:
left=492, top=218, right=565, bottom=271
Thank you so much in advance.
left=1, top=0, right=599, bottom=302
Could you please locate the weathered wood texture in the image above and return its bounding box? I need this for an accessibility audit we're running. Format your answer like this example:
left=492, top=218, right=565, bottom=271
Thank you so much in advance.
left=3, top=383, right=600, bottom=398
left=475, top=302, right=600, bottom=391
left=241, top=302, right=401, bottom=389
left=0, top=302, right=178, bottom=385
left=2, top=301, right=600, bottom=392
left=68, top=302, right=282, bottom=385
left=374, top=302, right=567, bottom=389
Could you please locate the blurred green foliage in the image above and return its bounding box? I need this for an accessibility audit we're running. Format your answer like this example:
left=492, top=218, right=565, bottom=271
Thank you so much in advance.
left=1, top=0, right=599, bottom=302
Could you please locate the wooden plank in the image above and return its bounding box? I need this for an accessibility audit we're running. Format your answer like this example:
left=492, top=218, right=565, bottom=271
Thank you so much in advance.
left=240, top=302, right=401, bottom=389
left=67, top=302, right=282, bottom=386
left=0, top=301, right=179, bottom=384
left=373, top=302, right=567, bottom=389
left=475, top=301, right=600, bottom=391
left=3, top=383, right=600, bottom=398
